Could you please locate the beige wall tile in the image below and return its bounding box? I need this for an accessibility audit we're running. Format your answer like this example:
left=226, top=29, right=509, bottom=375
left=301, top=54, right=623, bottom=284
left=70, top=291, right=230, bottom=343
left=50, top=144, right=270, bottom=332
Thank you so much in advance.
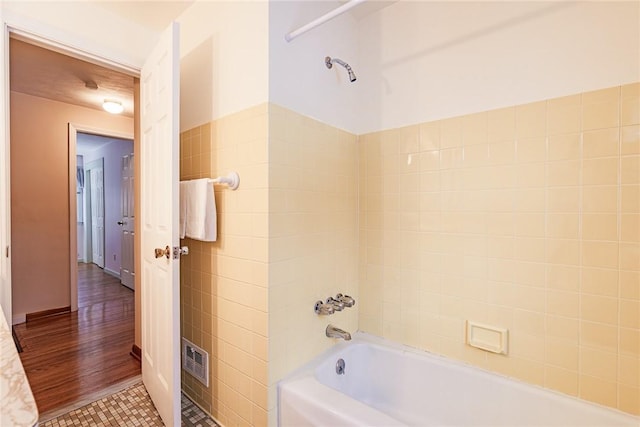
left=512, top=357, right=545, bottom=387
left=516, top=137, right=546, bottom=163
left=358, top=84, right=639, bottom=416
left=516, top=101, right=547, bottom=139
left=621, top=155, right=640, bottom=185
left=546, top=315, right=579, bottom=341
left=547, top=290, right=579, bottom=318
left=618, top=384, right=640, bottom=416
left=582, top=213, right=619, bottom=241
left=545, top=366, right=579, bottom=396
left=621, top=214, right=640, bottom=242
left=488, top=107, right=516, bottom=143
left=546, top=264, right=580, bottom=291
left=548, top=187, right=580, bottom=212
left=180, top=107, right=270, bottom=425
left=583, top=128, right=620, bottom=158
left=582, top=185, right=618, bottom=213
left=619, top=328, right=639, bottom=356
left=619, top=355, right=640, bottom=388
left=580, top=375, right=617, bottom=408
left=420, top=121, right=441, bottom=151
left=546, top=339, right=578, bottom=371
left=517, top=162, right=546, bottom=188
left=547, top=160, right=580, bottom=186
left=620, top=300, right=640, bottom=329
left=581, top=321, right=618, bottom=352
left=547, top=213, right=579, bottom=239
left=581, top=267, right=618, bottom=297
left=548, top=95, right=581, bottom=135
left=583, top=157, right=619, bottom=185
left=621, top=83, right=640, bottom=127
left=620, top=242, right=640, bottom=271
left=581, top=294, right=619, bottom=325
left=622, top=125, right=640, bottom=155
left=620, top=271, right=640, bottom=300
left=581, top=240, right=619, bottom=269
left=546, top=239, right=580, bottom=266
left=548, top=133, right=580, bottom=161
left=461, top=112, right=488, bottom=146
left=441, top=117, right=462, bottom=148
left=582, top=87, right=620, bottom=131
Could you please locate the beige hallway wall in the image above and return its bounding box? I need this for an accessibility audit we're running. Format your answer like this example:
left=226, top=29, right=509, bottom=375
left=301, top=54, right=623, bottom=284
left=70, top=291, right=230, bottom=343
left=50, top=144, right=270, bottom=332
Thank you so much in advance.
left=10, top=91, right=133, bottom=320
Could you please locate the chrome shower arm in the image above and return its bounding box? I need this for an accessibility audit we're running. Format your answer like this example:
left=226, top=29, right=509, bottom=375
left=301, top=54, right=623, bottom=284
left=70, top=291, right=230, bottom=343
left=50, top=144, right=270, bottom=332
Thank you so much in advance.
left=325, top=56, right=357, bottom=82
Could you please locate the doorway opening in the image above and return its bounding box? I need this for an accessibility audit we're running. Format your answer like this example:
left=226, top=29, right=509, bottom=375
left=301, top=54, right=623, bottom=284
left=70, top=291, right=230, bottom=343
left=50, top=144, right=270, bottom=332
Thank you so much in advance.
left=8, top=35, right=140, bottom=416
left=76, top=132, right=134, bottom=291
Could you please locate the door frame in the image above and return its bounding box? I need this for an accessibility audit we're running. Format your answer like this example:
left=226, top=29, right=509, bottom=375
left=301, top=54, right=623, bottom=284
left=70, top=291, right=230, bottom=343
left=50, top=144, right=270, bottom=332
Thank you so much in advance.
left=0, top=10, right=11, bottom=325
left=69, top=126, right=133, bottom=311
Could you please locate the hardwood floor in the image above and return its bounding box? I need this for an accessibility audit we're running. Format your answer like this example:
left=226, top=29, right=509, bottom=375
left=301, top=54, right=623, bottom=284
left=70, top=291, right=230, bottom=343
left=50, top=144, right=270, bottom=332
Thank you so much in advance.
left=13, top=263, right=140, bottom=416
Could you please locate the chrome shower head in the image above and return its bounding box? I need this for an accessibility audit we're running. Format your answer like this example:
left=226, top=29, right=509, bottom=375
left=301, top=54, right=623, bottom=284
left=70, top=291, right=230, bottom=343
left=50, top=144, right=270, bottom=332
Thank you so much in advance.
left=325, top=56, right=357, bottom=82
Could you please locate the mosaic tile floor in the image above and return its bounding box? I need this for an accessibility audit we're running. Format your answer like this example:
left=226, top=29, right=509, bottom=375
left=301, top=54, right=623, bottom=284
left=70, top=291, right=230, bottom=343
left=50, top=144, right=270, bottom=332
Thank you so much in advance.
left=41, top=382, right=218, bottom=427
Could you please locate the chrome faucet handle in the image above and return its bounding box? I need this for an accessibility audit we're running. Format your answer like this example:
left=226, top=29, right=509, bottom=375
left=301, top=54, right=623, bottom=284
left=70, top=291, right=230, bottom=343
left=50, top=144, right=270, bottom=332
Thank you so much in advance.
left=326, top=297, right=345, bottom=311
left=336, top=293, right=355, bottom=308
left=315, top=300, right=334, bottom=315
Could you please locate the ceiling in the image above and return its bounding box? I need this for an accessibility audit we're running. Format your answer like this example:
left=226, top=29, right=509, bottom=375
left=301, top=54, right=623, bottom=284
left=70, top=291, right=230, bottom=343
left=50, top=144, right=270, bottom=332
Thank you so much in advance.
left=10, top=38, right=135, bottom=118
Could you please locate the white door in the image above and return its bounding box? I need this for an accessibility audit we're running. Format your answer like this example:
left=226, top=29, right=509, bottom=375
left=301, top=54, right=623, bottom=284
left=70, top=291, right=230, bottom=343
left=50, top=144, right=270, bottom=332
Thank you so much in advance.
left=88, top=159, right=105, bottom=269
left=140, top=22, right=180, bottom=427
left=120, top=153, right=135, bottom=290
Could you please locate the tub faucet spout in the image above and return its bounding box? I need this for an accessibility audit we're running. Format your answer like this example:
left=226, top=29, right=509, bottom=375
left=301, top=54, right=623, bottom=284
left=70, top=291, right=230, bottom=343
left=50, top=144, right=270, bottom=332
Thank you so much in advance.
left=326, top=324, right=351, bottom=341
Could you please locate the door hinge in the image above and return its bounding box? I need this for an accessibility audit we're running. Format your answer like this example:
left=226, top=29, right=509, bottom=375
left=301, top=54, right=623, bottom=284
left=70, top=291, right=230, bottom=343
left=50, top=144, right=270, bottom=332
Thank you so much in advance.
left=5, top=246, right=9, bottom=258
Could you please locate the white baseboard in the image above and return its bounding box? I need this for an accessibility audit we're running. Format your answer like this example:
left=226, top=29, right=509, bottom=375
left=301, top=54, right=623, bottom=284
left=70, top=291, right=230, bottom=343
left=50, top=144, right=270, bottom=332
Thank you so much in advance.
left=12, top=313, right=26, bottom=325
left=104, top=267, right=121, bottom=279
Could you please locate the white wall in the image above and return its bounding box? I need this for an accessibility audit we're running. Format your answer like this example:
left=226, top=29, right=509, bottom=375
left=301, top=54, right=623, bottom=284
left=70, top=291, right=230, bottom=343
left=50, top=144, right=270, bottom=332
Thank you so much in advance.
left=177, top=0, right=269, bottom=131
left=269, top=1, right=360, bottom=133
left=356, top=1, right=640, bottom=134
left=81, top=136, right=133, bottom=277
left=2, top=1, right=158, bottom=70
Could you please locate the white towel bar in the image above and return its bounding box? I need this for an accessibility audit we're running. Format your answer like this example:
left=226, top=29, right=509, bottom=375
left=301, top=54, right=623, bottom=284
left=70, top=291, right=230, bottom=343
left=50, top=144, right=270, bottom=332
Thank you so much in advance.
left=208, top=171, right=240, bottom=190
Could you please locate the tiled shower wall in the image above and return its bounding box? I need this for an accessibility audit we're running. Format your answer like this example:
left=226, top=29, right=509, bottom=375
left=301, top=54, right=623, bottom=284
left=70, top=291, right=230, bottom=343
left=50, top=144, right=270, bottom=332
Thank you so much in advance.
left=180, top=104, right=358, bottom=426
left=267, top=104, right=359, bottom=425
left=180, top=104, right=269, bottom=427
left=359, top=83, right=640, bottom=415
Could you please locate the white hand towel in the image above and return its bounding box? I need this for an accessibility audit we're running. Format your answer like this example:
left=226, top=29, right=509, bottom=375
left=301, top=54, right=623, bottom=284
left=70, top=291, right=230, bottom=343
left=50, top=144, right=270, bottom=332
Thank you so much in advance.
left=179, top=181, right=187, bottom=239
left=185, top=178, right=217, bottom=242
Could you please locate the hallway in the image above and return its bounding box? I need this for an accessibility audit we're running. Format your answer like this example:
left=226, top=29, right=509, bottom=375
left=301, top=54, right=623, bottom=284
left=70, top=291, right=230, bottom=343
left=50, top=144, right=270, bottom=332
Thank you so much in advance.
left=13, top=263, right=139, bottom=417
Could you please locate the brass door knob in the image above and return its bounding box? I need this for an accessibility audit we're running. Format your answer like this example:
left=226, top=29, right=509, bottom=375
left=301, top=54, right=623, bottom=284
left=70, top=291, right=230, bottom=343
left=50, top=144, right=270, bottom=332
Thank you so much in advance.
left=154, top=246, right=170, bottom=259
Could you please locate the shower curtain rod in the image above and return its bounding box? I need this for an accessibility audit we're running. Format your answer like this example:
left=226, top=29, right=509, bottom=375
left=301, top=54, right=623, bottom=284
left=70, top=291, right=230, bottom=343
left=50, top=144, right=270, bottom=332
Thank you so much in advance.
left=284, top=0, right=367, bottom=42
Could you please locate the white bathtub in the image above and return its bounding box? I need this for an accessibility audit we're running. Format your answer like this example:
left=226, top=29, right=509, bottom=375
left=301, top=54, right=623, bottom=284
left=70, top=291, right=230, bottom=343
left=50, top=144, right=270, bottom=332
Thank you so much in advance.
left=278, top=333, right=638, bottom=426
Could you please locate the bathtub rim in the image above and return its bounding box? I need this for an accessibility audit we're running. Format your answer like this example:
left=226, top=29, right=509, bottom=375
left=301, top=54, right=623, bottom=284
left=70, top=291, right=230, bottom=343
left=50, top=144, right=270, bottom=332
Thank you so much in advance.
left=277, top=331, right=639, bottom=424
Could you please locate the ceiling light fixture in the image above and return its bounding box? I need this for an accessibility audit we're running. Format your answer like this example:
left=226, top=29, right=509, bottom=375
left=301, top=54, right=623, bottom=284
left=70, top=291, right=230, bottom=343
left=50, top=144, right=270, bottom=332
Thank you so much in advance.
left=103, top=99, right=124, bottom=114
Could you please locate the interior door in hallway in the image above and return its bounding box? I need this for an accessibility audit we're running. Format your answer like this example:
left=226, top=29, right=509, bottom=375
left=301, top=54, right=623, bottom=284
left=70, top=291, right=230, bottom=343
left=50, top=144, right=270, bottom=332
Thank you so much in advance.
left=140, top=22, right=180, bottom=427
left=87, top=159, right=105, bottom=269
left=120, top=153, right=134, bottom=290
